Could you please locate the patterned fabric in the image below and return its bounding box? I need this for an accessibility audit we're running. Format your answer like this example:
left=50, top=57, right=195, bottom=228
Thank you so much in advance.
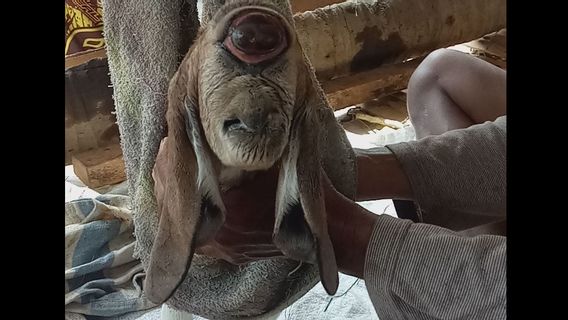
left=65, top=194, right=157, bottom=318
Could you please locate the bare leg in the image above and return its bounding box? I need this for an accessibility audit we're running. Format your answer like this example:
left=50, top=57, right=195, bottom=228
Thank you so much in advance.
left=395, top=49, right=506, bottom=225
left=407, top=48, right=506, bottom=138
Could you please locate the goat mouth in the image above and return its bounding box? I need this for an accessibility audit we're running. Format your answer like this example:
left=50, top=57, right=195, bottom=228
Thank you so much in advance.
left=228, top=137, right=287, bottom=170
left=223, top=10, right=289, bottom=64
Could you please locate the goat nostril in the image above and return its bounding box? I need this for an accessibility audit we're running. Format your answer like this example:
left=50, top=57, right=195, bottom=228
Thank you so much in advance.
left=224, top=118, right=243, bottom=132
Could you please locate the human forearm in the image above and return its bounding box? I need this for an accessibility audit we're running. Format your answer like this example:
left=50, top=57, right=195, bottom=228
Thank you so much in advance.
left=354, top=147, right=413, bottom=202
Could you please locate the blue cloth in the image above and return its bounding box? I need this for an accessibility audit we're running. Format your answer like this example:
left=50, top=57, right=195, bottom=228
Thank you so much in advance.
left=65, top=195, right=157, bottom=318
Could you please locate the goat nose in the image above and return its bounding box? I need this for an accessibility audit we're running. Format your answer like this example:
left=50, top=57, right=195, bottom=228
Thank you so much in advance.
left=224, top=110, right=268, bottom=133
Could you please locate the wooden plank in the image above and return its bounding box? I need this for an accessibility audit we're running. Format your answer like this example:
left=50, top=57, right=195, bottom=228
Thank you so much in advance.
left=72, top=144, right=126, bottom=189
left=322, top=58, right=423, bottom=110
left=65, top=48, right=107, bottom=70
left=65, top=58, right=120, bottom=165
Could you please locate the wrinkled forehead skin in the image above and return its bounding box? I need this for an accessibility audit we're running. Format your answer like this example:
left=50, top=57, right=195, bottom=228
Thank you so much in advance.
left=202, top=0, right=295, bottom=26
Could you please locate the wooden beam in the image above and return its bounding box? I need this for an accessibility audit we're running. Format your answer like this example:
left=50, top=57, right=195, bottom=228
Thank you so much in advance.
left=322, top=58, right=423, bottom=110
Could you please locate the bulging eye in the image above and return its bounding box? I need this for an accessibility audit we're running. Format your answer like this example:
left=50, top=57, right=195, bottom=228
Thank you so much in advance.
left=223, top=11, right=288, bottom=64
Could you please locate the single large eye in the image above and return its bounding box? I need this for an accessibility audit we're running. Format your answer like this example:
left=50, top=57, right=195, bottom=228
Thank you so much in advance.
left=224, top=11, right=288, bottom=64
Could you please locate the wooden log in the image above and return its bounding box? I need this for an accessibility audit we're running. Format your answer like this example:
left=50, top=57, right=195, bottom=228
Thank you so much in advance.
left=72, top=144, right=127, bottom=188
left=290, top=0, right=345, bottom=13
left=295, top=0, right=506, bottom=81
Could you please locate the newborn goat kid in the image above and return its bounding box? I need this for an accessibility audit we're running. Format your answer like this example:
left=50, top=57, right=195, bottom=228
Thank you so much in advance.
left=145, top=0, right=356, bottom=304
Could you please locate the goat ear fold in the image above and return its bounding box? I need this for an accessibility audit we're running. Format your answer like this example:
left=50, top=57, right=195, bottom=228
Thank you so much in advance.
left=144, top=57, right=225, bottom=304
left=274, top=101, right=339, bottom=296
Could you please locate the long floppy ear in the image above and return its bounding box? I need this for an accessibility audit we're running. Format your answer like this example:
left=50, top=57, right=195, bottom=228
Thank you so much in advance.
left=274, top=87, right=339, bottom=295
left=144, top=55, right=226, bottom=304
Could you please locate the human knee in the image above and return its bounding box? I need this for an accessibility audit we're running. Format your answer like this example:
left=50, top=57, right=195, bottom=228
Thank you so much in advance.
left=409, top=49, right=456, bottom=87
left=407, top=49, right=456, bottom=114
